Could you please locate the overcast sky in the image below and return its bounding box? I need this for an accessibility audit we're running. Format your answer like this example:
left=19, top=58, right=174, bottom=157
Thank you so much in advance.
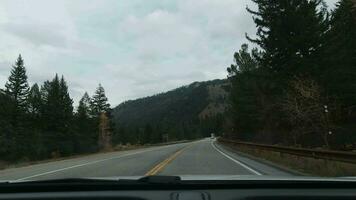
left=0, top=0, right=338, bottom=106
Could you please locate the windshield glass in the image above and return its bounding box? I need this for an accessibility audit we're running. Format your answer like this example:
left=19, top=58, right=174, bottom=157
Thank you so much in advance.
left=1, top=0, right=355, bottom=181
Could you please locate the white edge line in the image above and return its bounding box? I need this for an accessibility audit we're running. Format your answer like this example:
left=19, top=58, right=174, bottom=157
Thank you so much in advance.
left=15, top=144, right=183, bottom=181
left=211, top=141, right=262, bottom=175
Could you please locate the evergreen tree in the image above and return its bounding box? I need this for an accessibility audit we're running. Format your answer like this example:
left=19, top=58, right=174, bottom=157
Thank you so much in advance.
left=227, top=44, right=259, bottom=75
left=41, top=74, right=74, bottom=156
left=227, top=44, right=263, bottom=139
left=59, top=76, right=74, bottom=129
left=0, top=90, right=15, bottom=159
left=27, top=83, right=44, bottom=159
left=90, top=84, right=110, bottom=116
left=28, top=83, right=42, bottom=115
left=227, top=0, right=332, bottom=144
left=323, top=0, right=356, bottom=108
left=4, top=54, right=30, bottom=157
left=246, top=0, right=328, bottom=78
left=321, top=0, right=356, bottom=146
left=5, top=54, right=30, bottom=111
left=77, top=92, right=91, bottom=118
left=75, top=92, right=97, bottom=152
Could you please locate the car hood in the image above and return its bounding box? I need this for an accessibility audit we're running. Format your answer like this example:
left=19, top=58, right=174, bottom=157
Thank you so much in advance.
left=2, top=175, right=356, bottom=183
left=89, top=175, right=356, bottom=181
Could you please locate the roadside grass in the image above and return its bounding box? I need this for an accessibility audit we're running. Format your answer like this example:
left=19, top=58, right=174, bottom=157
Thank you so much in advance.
left=221, top=143, right=356, bottom=176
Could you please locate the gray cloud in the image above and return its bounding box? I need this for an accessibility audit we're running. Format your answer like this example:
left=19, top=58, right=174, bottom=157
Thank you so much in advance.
left=0, top=0, right=339, bottom=106
left=0, top=61, right=11, bottom=72
left=3, top=23, right=69, bottom=48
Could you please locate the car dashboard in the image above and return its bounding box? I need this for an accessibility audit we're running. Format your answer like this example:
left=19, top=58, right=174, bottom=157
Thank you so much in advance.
left=0, top=177, right=356, bottom=200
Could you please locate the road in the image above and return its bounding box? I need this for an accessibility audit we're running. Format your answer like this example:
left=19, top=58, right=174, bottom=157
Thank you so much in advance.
left=0, top=139, right=291, bottom=181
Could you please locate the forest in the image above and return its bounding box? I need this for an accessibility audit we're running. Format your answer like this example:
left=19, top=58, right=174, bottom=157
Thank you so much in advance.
left=0, top=55, right=114, bottom=161
left=226, top=0, right=356, bottom=149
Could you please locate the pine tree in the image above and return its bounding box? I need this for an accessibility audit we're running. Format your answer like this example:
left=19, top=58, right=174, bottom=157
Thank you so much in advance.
left=90, top=84, right=110, bottom=116
left=227, top=44, right=259, bottom=76
left=246, top=0, right=329, bottom=78
left=4, top=54, right=30, bottom=157
left=59, top=76, right=74, bottom=128
left=75, top=92, right=97, bottom=153
left=5, top=54, right=30, bottom=111
left=27, top=83, right=44, bottom=159
left=41, top=74, right=74, bottom=156
left=232, top=0, right=331, bottom=144
left=323, top=0, right=356, bottom=107
left=28, top=83, right=42, bottom=115
left=77, top=92, right=91, bottom=118
left=86, top=84, right=112, bottom=151
left=227, top=44, right=263, bottom=138
left=321, top=0, right=356, bottom=146
left=41, top=75, right=61, bottom=130
left=0, top=90, right=16, bottom=159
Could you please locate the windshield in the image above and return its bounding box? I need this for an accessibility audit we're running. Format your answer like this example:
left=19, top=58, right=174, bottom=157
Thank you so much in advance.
left=0, top=0, right=355, bottom=182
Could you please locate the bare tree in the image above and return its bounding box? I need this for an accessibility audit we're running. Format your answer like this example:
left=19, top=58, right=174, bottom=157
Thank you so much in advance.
left=282, top=77, right=338, bottom=148
left=98, top=113, right=112, bottom=150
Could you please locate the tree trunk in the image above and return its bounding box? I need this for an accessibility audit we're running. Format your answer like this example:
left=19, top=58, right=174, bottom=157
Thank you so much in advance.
left=98, top=113, right=112, bottom=150
left=322, top=133, right=330, bottom=149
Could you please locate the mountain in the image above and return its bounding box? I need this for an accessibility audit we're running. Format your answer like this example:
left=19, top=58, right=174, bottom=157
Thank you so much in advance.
left=112, top=79, right=230, bottom=144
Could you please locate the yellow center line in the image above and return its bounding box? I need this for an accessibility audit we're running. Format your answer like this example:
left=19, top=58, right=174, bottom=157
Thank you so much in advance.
left=145, top=145, right=191, bottom=176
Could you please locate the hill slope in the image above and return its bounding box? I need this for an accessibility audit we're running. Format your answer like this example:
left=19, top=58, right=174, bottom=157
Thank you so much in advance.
left=112, top=79, right=229, bottom=144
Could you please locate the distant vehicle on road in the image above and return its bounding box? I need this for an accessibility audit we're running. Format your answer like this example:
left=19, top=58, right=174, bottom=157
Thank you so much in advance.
left=211, top=133, right=215, bottom=139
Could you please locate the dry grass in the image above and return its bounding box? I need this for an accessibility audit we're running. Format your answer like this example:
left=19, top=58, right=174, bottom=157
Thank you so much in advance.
left=0, top=160, right=10, bottom=170
left=113, top=143, right=144, bottom=151
left=224, top=143, right=356, bottom=176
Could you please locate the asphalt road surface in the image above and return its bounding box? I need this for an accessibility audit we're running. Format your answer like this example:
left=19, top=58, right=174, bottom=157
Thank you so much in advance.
left=0, top=139, right=292, bottom=181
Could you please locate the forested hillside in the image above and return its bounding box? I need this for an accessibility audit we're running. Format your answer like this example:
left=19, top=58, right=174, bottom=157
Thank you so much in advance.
left=112, top=79, right=229, bottom=144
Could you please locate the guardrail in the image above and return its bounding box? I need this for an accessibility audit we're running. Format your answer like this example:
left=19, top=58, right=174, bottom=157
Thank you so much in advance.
left=218, top=138, right=356, bottom=164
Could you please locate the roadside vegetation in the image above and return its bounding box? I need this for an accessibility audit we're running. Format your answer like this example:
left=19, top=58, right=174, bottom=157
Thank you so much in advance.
left=226, top=0, right=356, bottom=150
left=0, top=55, right=114, bottom=161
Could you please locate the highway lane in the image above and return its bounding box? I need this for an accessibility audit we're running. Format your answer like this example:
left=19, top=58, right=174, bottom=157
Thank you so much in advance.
left=0, top=142, right=190, bottom=181
left=0, top=139, right=291, bottom=181
left=160, top=139, right=290, bottom=176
